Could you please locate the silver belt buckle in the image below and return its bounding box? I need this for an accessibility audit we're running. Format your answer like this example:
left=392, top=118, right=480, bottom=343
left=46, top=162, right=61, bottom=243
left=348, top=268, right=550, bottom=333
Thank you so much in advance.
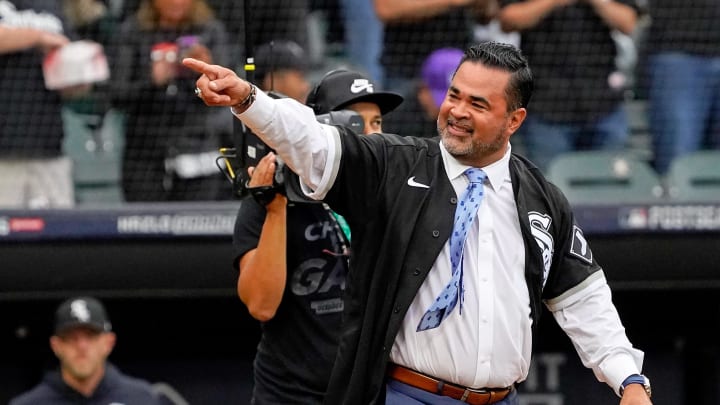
left=460, top=387, right=489, bottom=401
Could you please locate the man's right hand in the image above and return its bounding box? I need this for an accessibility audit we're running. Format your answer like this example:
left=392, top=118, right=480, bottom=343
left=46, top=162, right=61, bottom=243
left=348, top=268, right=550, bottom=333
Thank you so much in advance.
left=182, top=57, right=253, bottom=108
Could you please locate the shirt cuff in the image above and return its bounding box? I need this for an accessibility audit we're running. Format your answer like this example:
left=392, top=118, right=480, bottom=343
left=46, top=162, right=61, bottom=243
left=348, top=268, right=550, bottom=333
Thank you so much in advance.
left=230, top=87, right=275, bottom=132
left=298, top=124, right=340, bottom=200
left=600, top=352, right=643, bottom=397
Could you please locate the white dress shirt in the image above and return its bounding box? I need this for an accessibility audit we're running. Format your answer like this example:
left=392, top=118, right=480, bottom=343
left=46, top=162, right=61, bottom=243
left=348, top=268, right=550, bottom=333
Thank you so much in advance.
left=390, top=143, right=531, bottom=389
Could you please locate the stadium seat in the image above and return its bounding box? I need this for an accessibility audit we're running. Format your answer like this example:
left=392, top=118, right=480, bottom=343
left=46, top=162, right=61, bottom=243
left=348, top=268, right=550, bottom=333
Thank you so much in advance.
left=61, top=107, right=125, bottom=205
left=546, top=151, right=664, bottom=205
left=665, top=150, right=720, bottom=203
left=623, top=99, right=653, bottom=161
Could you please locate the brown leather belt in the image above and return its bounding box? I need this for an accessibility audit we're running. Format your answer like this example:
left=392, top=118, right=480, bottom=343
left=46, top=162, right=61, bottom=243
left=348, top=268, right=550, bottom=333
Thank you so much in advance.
left=387, top=364, right=512, bottom=405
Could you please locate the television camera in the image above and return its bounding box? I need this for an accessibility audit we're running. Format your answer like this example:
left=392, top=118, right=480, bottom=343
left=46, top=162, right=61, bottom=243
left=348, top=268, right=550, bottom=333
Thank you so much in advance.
left=216, top=100, right=364, bottom=203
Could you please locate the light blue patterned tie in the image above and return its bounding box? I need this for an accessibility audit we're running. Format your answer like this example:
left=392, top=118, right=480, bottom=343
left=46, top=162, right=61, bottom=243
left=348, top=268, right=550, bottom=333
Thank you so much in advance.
left=417, top=168, right=487, bottom=331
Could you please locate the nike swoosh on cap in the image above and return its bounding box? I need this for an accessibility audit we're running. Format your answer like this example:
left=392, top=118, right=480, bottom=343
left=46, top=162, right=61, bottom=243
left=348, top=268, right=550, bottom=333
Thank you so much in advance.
left=407, top=176, right=430, bottom=189
left=350, top=79, right=373, bottom=94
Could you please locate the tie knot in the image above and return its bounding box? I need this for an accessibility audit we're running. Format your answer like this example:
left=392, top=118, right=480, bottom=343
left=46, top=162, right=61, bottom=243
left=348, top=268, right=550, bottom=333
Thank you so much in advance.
left=464, top=168, right=487, bottom=184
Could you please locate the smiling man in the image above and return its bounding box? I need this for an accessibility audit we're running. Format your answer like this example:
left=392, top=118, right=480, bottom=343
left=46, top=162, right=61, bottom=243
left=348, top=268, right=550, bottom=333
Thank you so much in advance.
left=184, top=41, right=652, bottom=405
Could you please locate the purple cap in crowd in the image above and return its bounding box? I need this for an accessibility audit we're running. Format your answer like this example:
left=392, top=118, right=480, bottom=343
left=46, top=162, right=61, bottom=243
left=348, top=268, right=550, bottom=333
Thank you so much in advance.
left=421, top=47, right=464, bottom=108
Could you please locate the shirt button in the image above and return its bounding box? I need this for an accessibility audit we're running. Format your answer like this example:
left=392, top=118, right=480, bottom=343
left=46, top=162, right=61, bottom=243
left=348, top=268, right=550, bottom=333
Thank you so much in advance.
left=450, top=197, right=457, bottom=204
left=432, top=230, right=440, bottom=238
left=413, top=268, right=421, bottom=276
left=394, top=305, right=401, bottom=313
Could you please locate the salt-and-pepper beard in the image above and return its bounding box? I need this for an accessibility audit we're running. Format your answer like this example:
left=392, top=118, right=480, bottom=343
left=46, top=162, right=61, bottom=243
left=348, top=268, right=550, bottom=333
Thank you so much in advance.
left=438, top=117, right=508, bottom=163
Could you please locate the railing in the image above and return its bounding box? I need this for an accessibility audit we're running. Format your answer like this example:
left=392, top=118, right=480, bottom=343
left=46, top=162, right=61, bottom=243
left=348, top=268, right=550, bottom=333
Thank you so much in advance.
left=1, top=201, right=719, bottom=241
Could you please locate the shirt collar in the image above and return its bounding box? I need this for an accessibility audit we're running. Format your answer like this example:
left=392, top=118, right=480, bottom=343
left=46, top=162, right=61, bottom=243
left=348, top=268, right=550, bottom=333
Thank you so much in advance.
left=440, top=141, right=512, bottom=192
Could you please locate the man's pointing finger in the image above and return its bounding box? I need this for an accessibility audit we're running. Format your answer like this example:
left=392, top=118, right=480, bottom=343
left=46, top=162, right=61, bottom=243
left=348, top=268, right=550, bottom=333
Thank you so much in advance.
left=181, top=57, right=210, bottom=74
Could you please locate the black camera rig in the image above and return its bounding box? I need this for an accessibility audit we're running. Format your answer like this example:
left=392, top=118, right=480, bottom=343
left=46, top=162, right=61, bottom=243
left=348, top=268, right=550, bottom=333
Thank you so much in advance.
left=217, top=101, right=364, bottom=203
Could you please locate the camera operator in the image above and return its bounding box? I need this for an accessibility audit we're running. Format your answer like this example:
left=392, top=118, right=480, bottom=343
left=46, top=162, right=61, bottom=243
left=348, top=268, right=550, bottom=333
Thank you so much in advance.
left=232, top=70, right=402, bottom=404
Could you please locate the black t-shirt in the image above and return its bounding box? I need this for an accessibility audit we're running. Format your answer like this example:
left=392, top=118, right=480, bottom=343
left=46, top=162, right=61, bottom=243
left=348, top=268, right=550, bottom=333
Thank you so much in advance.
left=381, top=8, right=472, bottom=79
left=233, top=198, right=348, bottom=404
left=500, top=0, right=638, bottom=123
left=646, top=0, right=720, bottom=56
left=0, top=0, right=67, bottom=157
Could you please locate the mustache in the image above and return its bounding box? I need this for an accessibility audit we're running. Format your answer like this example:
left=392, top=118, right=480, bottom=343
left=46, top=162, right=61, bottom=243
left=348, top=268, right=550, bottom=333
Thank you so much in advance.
left=446, top=117, right=472, bottom=129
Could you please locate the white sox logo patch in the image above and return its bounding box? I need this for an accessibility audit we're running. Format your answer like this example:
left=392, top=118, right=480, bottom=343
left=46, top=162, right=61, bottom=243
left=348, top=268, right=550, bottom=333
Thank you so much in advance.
left=528, top=211, right=554, bottom=288
left=70, top=299, right=92, bottom=322
left=569, top=225, right=593, bottom=264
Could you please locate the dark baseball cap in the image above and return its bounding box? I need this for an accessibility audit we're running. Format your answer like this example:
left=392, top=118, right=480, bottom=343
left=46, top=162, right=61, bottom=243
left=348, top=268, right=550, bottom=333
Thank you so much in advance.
left=306, top=70, right=404, bottom=115
left=254, top=40, right=308, bottom=81
left=54, top=296, right=112, bottom=335
left=421, top=47, right=464, bottom=108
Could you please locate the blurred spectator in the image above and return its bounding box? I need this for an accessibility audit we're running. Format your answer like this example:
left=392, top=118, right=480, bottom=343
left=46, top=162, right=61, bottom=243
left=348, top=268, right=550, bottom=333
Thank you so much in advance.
left=253, top=40, right=311, bottom=103
left=498, top=0, right=640, bottom=171
left=110, top=0, right=232, bottom=202
left=383, top=47, right=464, bottom=138
left=339, top=0, right=384, bottom=85
left=248, top=0, right=309, bottom=56
left=0, top=0, right=74, bottom=209
left=62, top=0, right=121, bottom=49
left=471, top=0, right=520, bottom=47
left=60, top=0, right=122, bottom=122
left=645, top=0, right=720, bottom=174
left=309, top=0, right=343, bottom=51
left=374, top=0, right=482, bottom=97
left=8, top=296, right=165, bottom=405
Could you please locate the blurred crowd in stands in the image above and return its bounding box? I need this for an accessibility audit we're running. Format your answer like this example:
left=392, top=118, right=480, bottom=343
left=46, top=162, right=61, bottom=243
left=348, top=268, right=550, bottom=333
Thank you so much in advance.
left=0, top=0, right=718, bottom=208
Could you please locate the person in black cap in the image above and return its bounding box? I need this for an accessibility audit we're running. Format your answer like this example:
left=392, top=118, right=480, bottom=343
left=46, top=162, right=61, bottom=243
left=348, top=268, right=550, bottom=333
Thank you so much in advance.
left=254, top=40, right=311, bottom=103
left=231, top=70, right=402, bottom=404
left=9, top=296, right=164, bottom=405
left=305, top=69, right=404, bottom=135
